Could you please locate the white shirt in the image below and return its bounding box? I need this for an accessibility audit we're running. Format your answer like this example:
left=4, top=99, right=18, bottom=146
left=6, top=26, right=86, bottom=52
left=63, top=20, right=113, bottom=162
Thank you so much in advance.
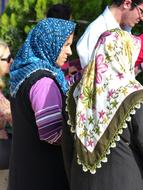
left=76, top=6, right=131, bottom=68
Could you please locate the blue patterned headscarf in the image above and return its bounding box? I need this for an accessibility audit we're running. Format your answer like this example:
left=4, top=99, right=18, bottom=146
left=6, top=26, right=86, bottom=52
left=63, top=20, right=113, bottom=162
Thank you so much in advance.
left=10, top=18, right=76, bottom=97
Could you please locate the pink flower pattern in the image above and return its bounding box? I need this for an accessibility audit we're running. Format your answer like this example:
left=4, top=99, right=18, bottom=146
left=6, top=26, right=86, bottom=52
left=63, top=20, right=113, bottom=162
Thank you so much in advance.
left=94, top=31, right=111, bottom=49
left=95, top=54, right=108, bottom=84
left=98, top=110, right=105, bottom=119
left=116, top=72, right=124, bottom=80
left=87, top=139, right=94, bottom=147
left=80, top=113, right=86, bottom=122
left=108, top=89, right=115, bottom=98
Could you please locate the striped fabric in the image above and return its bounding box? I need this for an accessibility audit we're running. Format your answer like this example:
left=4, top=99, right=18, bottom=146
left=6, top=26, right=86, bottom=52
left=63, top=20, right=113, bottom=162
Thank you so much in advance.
left=35, top=105, right=63, bottom=144
left=29, top=77, right=63, bottom=145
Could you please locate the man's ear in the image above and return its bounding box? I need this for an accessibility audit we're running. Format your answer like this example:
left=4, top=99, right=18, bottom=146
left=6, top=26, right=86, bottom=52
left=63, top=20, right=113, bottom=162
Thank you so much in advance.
left=123, top=0, right=132, bottom=9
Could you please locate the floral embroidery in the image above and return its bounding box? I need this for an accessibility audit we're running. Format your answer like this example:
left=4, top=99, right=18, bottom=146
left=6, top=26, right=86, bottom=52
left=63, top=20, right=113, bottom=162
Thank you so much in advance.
left=73, top=29, right=142, bottom=154
left=98, top=110, right=105, bottom=119
left=87, top=138, right=95, bottom=147
left=68, top=29, right=143, bottom=173
left=95, top=54, right=108, bottom=84
left=116, top=72, right=124, bottom=80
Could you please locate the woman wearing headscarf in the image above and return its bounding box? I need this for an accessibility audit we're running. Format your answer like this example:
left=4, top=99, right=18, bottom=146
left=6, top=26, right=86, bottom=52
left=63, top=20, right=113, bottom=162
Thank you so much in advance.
left=8, top=18, right=76, bottom=190
left=65, top=28, right=143, bottom=190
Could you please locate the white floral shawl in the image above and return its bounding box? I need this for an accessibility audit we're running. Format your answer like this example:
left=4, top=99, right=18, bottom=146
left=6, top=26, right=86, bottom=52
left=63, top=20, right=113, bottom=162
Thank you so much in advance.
left=67, top=28, right=143, bottom=174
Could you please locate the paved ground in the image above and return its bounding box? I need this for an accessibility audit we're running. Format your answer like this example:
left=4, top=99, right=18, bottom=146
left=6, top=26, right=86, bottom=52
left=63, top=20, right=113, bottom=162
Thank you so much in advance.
left=0, top=170, right=9, bottom=190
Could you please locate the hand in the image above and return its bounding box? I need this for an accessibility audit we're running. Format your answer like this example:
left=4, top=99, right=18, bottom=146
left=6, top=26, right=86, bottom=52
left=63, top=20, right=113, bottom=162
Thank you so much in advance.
left=68, top=66, right=78, bottom=76
left=0, top=128, right=8, bottom=139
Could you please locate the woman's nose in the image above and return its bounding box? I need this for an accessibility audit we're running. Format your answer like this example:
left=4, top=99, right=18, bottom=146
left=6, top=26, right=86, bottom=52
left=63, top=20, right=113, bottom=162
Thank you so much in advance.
left=67, top=47, right=72, bottom=56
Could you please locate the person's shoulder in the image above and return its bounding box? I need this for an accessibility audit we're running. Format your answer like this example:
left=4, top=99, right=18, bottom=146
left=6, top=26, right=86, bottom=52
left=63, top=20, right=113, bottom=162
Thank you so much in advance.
left=88, top=14, right=104, bottom=28
left=88, top=6, right=108, bottom=27
left=35, top=77, right=55, bottom=87
left=30, top=77, right=59, bottom=98
left=84, top=15, right=106, bottom=36
left=139, top=33, right=143, bottom=40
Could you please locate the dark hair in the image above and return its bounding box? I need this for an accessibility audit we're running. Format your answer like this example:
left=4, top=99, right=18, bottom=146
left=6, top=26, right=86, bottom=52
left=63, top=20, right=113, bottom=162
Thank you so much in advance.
left=46, top=4, right=72, bottom=20
left=111, top=0, right=143, bottom=6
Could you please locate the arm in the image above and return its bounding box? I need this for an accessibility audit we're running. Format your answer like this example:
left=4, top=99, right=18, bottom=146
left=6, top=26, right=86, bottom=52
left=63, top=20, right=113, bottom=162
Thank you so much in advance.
left=0, top=92, right=12, bottom=139
left=0, top=92, right=12, bottom=127
left=29, top=77, right=63, bottom=145
left=76, top=27, right=99, bottom=68
left=135, top=34, right=143, bottom=67
left=76, top=15, right=106, bottom=68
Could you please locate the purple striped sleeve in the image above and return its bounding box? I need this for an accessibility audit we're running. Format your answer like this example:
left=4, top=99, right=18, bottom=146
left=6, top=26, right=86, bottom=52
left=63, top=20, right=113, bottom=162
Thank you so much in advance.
left=29, top=77, right=63, bottom=145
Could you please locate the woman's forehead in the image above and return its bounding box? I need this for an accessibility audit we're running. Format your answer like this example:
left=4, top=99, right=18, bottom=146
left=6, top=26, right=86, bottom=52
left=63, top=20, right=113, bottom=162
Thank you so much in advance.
left=0, top=46, right=9, bottom=57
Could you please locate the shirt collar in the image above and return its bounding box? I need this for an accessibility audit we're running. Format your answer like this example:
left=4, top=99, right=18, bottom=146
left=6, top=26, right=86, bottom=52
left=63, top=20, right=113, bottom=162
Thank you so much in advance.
left=102, top=6, right=120, bottom=30
left=102, top=6, right=131, bottom=33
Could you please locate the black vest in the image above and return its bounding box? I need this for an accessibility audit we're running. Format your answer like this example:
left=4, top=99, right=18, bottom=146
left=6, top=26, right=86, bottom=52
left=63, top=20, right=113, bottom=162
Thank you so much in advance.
left=8, top=70, right=69, bottom=190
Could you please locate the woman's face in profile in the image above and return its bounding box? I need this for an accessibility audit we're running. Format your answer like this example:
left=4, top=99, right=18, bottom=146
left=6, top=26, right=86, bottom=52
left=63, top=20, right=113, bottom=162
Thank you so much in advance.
left=56, top=33, right=74, bottom=67
left=0, top=46, right=12, bottom=76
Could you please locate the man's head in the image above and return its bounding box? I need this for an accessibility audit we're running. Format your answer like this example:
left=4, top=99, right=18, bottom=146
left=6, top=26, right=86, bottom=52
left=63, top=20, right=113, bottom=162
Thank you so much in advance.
left=110, top=0, right=143, bottom=28
left=46, top=4, right=72, bottom=20
left=112, top=0, right=143, bottom=6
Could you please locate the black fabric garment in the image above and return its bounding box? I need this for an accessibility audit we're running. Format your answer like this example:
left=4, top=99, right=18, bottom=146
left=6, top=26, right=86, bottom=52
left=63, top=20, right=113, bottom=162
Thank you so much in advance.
left=63, top=103, right=143, bottom=190
left=8, top=70, right=69, bottom=190
left=62, top=110, right=74, bottom=183
left=0, top=135, right=12, bottom=169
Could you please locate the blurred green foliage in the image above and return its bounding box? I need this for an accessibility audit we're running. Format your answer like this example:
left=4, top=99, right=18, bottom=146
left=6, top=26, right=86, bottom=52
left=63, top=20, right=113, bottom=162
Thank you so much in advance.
left=0, top=0, right=64, bottom=55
